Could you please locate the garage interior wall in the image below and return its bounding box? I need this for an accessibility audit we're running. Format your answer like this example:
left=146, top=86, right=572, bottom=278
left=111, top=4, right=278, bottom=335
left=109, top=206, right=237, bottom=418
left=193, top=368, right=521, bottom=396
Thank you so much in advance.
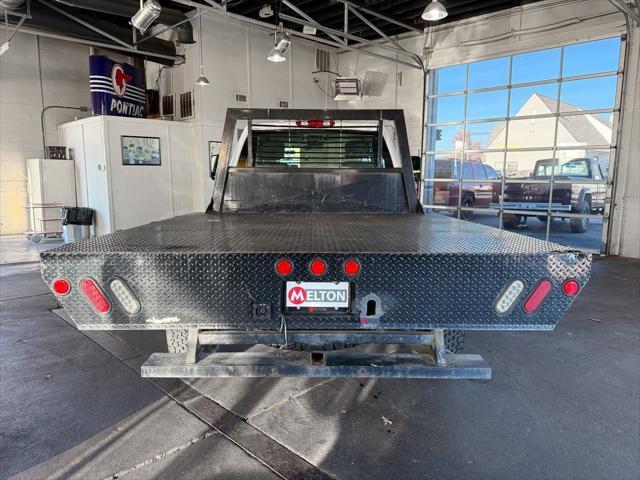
left=336, top=0, right=639, bottom=258
left=147, top=13, right=336, bottom=124
left=0, top=34, right=91, bottom=236
left=0, top=14, right=335, bottom=237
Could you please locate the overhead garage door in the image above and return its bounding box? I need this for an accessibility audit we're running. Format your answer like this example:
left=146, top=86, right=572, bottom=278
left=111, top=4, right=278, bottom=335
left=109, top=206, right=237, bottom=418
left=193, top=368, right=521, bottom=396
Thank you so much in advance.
left=422, top=36, right=624, bottom=253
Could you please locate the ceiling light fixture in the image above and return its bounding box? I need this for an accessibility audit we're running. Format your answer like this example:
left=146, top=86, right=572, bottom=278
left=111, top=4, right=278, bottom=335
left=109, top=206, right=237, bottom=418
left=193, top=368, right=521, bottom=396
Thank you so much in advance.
left=131, top=0, right=162, bottom=34
left=195, top=12, right=210, bottom=86
left=268, top=31, right=291, bottom=63
left=422, top=0, right=448, bottom=21
left=267, top=1, right=290, bottom=63
left=259, top=4, right=274, bottom=18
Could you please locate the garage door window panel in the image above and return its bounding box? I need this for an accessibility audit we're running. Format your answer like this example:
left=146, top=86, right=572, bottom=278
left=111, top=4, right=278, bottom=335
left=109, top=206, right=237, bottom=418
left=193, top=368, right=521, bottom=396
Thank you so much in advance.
left=468, top=57, right=510, bottom=90
left=562, top=37, right=621, bottom=77
left=560, top=76, right=617, bottom=112
left=427, top=95, right=466, bottom=123
left=512, top=48, right=561, bottom=84
left=466, top=90, right=508, bottom=121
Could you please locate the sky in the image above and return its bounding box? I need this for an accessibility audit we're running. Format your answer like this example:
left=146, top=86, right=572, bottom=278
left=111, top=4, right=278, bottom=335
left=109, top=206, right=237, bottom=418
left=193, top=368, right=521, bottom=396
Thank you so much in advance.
left=427, top=36, right=621, bottom=153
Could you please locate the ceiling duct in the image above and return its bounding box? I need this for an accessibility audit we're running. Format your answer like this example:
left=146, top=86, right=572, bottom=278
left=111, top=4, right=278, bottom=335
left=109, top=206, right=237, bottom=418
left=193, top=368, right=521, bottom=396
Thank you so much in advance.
left=53, top=0, right=195, bottom=44
left=5, top=1, right=178, bottom=65
left=0, top=0, right=26, bottom=9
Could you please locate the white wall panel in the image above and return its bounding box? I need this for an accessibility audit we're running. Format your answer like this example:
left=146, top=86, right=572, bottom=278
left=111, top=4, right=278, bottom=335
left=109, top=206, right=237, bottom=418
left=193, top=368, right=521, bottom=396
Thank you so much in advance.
left=0, top=33, right=90, bottom=235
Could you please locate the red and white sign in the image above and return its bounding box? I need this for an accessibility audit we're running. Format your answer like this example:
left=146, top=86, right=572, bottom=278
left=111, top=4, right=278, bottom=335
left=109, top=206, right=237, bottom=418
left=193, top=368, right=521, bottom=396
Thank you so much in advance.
left=285, top=282, right=350, bottom=309
left=111, top=63, right=133, bottom=97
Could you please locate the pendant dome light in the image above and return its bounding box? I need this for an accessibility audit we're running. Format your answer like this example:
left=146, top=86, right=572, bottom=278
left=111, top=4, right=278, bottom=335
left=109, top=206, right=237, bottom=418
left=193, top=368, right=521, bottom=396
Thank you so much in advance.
left=195, top=12, right=210, bottom=86
left=422, top=0, right=448, bottom=21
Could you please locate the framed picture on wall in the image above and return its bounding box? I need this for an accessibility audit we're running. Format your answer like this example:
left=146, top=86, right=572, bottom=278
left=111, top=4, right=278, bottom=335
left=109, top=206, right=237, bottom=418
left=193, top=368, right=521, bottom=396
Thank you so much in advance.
left=209, top=141, right=221, bottom=178
left=121, top=136, right=161, bottom=166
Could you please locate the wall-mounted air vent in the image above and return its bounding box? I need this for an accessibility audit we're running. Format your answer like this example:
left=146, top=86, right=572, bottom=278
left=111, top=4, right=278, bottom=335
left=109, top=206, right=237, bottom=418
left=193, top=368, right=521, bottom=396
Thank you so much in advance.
left=179, top=90, right=195, bottom=120
left=279, top=100, right=289, bottom=108
left=315, top=48, right=331, bottom=72
left=161, top=93, right=175, bottom=118
left=235, top=93, right=248, bottom=103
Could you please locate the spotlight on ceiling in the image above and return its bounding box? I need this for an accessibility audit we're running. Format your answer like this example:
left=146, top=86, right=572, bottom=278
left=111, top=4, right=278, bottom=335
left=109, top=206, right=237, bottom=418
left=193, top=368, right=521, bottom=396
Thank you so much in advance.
left=422, top=0, right=448, bottom=21
left=268, top=31, right=291, bottom=63
left=259, top=4, right=274, bottom=18
left=131, top=0, right=162, bottom=34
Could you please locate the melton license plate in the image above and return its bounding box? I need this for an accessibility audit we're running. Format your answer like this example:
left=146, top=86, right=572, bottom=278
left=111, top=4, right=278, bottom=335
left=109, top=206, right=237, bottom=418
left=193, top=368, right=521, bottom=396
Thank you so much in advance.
left=284, top=281, right=351, bottom=312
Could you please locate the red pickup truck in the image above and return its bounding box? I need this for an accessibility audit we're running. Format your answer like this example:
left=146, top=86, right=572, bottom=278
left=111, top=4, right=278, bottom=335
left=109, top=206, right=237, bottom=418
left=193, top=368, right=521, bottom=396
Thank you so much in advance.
left=491, top=158, right=606, bottom=233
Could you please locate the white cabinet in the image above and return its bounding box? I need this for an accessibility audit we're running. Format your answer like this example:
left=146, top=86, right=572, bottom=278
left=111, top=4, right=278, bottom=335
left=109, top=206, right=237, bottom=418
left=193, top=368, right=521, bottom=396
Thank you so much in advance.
left=57, top=116, right=220, bottom=237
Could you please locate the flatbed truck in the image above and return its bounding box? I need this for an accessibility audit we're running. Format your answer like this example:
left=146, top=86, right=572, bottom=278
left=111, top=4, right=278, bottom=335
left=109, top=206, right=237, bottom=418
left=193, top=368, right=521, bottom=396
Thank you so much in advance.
left=41, top=109, right=591, bottom=379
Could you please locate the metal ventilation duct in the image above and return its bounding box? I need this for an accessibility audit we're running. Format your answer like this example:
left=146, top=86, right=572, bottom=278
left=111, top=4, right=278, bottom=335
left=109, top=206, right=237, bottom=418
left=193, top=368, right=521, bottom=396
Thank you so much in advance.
left=53, top=0, right=195, bottom=44
left=0, top=0, right=26, bottom=9
left=5, top=1, right=179, bottom=65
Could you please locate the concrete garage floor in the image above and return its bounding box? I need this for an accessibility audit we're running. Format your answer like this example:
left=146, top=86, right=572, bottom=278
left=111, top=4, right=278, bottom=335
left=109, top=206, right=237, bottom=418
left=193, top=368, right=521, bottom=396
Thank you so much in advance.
left=1, top=241, right=639, bottom=479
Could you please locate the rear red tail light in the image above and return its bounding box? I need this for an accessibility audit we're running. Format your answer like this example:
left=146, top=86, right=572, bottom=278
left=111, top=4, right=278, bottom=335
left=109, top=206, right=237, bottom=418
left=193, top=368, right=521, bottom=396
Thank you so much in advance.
left=523, top=279, right=553, bottom=314
left=52, top=278, right=71, bottom=296
left=309, top=259, right=327, bottom=276
left=79, top=278, right=111, bottom=314
left=295, top=119, right=335, bottom=128
left=562, top=279, right=580, bottom=296
left=343, top=259, right=360, bottom=277
left=276, top=258, right=293, bottom=276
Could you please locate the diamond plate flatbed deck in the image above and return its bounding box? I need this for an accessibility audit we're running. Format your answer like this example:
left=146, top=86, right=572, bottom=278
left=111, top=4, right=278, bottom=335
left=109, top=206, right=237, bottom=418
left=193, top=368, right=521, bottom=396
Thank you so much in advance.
left=44, top=212, right=578, bottom=255
left=41, top=212, right=591, bottom=331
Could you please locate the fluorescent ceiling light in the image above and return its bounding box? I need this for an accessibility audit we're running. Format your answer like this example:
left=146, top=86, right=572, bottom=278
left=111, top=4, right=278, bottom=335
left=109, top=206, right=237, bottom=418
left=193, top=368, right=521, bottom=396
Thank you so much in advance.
left=0, top=42, right=10, bottom=57
left=422, top=0, right=448, bottom=21
left=131, top=0, right=162, bottom=34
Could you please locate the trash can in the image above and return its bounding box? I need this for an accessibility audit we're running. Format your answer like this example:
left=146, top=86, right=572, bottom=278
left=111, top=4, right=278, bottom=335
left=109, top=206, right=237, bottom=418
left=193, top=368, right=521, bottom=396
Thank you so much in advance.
left=60, top=207, right=94, bottom=243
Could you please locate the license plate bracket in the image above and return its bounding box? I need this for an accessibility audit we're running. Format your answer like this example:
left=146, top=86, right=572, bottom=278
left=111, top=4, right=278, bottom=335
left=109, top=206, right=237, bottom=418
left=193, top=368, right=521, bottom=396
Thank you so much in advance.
left=283, top=281, right=352, bottom=314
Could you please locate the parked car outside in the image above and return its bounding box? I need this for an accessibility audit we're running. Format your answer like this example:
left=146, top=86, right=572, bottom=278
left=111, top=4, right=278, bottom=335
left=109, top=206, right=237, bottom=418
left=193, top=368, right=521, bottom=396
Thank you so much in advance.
left=432, top=159, right=500, bottom=219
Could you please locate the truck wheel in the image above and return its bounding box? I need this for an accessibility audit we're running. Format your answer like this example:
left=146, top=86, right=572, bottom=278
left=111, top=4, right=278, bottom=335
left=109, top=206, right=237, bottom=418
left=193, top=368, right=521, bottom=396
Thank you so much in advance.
left=444, top=330, right=465, bottom=354
left=460, top=197, right=474, bottom=220
left=570, top=200, right=590, bottom=233
left=537, top=216, right=549, bottom=222
left=166, top=329, right=189, bottom=353
left=502, top=214, right=522, bottom=228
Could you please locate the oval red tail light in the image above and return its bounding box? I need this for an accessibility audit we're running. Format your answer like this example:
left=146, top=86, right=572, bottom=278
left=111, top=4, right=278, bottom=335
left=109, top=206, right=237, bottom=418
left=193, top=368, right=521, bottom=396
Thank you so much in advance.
left=344, top=259, right=360, bottom=277
left=309, top=259, right=327, bottom=276
left=79, top=278, right=111, bottom=314
left=523, top=279, right=553, bottom=314
left=562, top=280, right=580, bottom=296
left=52, top=278, right=71, bottom=296
left=276, top=259, right=293, bottom=276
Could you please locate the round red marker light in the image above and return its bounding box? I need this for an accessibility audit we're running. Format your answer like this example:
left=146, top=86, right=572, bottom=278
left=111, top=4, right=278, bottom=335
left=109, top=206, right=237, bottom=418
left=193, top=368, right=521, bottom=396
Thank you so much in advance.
left=562, top=280, right=580, bottom=296
left=309, top=259, right=327, bottom=276
left=344, top=259, right=360, bottom=277
left=275, top=259, right=293, bottom=276
left=52, top=278, right=71, bottom=296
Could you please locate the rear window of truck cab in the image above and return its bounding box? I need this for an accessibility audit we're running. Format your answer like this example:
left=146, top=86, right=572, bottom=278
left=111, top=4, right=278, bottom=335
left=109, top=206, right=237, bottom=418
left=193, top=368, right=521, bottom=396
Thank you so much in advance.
left=534, top=159, right=591, bottom=177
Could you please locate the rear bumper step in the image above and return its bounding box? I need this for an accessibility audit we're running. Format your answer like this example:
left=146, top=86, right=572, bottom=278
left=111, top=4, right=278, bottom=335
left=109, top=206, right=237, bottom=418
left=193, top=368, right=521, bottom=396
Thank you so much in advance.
left=141, top=351, right=491, bottom=379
